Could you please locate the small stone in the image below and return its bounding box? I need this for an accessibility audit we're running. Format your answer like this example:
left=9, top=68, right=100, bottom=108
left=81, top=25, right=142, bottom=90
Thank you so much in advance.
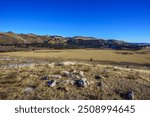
left=126, top=91, right=134, bottom=100
left=47, top=80, right=56, bottom=87
left=51, top=75, right=62, bottom=79
left=75, top=78, right=88, bottom=87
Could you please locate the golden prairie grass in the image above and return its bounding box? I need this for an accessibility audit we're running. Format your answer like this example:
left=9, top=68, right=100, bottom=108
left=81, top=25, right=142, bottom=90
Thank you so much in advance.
left=0, top=49, right=150, bottom=65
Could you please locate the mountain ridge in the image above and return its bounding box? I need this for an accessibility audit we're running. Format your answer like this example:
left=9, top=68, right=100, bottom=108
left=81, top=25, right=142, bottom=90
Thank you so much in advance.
left=0, top=31, right=148, bottom=51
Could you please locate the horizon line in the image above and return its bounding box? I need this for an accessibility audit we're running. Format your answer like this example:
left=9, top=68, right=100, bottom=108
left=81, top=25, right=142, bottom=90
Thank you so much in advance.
left=0, top=31, right=149, bottom=44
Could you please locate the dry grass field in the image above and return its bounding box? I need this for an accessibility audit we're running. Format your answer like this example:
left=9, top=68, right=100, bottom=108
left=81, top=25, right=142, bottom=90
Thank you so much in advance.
left=0, top=49, right=150, bottom=100
left=0, top=49, right=150, bottom=66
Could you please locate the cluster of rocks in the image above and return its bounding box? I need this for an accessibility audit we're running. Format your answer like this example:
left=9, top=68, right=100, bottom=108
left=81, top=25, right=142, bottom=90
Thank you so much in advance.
left=40, top=70, right=89, bottom=88
left=22, top=62, right=136, bottom=100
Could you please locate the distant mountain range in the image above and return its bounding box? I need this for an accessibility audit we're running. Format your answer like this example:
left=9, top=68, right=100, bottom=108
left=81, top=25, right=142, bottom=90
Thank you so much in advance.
left=130, top=43, right=150, bottom=46
left=0, top=31, right=149, bottom=51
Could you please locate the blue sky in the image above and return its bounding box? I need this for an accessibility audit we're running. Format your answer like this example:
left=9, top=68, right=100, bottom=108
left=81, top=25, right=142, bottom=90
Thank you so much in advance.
left=0, top=0, right=150, bottom=42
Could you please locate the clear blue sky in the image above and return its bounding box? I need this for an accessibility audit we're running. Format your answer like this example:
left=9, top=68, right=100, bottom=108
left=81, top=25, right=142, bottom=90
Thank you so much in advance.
left=0, top=0, right=150, bottom=43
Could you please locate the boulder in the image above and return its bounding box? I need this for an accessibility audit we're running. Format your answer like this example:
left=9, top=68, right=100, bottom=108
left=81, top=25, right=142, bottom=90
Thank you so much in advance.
left=47, top=80, right=56, bottom=87
left=75, top=78, right=88, bottom=87
left=126, top=91, right=134, bottom=100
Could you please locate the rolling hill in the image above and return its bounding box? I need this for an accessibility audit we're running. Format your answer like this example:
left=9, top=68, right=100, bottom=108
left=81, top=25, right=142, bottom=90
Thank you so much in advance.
left=0, top=31, right=146, bottom=51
